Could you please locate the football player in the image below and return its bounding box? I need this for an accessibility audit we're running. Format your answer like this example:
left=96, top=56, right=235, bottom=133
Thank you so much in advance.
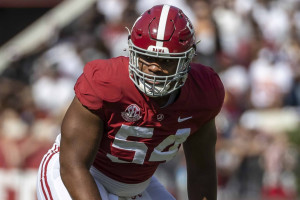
left=36, top=4, right=224, bottom=200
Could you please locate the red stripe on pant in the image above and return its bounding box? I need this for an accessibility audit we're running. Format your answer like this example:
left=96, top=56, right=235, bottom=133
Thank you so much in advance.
left=40, top=145, right=59, bottom=200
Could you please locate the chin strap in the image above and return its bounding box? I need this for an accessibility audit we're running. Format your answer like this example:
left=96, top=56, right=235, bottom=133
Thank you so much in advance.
left=160, top=89, right=179, bottom=108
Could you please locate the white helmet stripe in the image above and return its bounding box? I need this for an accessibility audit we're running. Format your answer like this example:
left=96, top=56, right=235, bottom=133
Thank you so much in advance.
left=156, top=5, right=170, bottom=47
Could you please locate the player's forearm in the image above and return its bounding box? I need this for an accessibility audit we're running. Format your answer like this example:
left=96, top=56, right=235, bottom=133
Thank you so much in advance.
left=186, top=172, right=217, bottom=200
left=60, top=166, right=102, bottom=200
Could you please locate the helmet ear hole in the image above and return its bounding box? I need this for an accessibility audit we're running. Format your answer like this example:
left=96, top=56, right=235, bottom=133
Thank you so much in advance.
left=179, top=39, right=188, bottom=45
left=136, top=29, right=143, bottom=37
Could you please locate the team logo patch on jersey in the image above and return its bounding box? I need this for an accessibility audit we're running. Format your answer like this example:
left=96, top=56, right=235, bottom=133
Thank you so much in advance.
left=121, top=104, right=142, bottom=122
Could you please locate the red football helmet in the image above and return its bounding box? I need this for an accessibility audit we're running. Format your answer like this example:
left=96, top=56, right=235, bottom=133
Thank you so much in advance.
left=128, top=4, right=196, bottom=97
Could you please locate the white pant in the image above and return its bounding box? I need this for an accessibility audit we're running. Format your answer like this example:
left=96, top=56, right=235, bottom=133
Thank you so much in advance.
left=36, top=144, right=175, bottom=200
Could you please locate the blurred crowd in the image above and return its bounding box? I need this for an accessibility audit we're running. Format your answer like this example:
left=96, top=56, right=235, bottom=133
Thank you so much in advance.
left=0, top=0, right=300, bottom=200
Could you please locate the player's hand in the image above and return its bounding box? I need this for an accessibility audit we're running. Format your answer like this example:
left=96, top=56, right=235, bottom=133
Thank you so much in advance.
left=202, top=197, right=207, bottom=200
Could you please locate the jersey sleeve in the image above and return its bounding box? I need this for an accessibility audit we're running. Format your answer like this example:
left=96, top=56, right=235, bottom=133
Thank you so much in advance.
left=208, top=68, right=225, bottom=119
left=74, top=72, right=103, bottom=110
left=74, top=58, right=124, bottom=110
left=190, top=64, right=225, bottom=122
